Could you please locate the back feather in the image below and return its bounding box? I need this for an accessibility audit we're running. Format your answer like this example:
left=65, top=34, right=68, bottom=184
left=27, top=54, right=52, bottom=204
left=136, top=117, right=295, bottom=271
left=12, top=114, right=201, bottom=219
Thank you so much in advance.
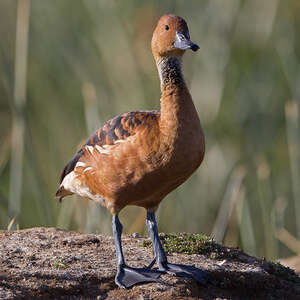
left=57, top=110, right=160, bottom=187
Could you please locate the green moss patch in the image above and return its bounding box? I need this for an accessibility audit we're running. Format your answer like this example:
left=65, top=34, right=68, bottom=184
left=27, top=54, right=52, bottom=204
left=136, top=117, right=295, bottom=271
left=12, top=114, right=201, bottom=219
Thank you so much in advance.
left=53, top=259, right=69, bottom=270
left=142, top=232, right=238, bottom=259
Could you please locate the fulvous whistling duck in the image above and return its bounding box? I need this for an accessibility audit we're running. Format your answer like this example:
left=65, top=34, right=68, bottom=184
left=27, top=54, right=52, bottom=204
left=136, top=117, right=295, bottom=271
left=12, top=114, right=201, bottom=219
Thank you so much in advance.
left=56, top=14, right=206, bottom=288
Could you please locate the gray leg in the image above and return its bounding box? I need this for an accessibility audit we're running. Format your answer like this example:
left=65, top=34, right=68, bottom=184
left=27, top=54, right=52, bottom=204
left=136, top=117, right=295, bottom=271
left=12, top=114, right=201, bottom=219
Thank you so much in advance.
left=112, top=214, right=164, bottom=288
left=146, top=211, right=208, bottom=285
left=145, top=211, right=167, bottom=267
left=112, top=214, right=125, bottom=267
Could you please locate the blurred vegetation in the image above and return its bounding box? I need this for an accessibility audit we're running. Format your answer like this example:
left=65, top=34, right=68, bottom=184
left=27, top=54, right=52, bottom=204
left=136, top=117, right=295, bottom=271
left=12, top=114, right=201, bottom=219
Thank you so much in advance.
left=1, top=0, right=300, bottom=262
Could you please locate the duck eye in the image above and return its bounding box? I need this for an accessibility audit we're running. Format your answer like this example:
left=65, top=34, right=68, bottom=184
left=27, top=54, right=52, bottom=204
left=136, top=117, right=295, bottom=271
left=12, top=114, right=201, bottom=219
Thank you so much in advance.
left=165, top=25, right=169, bottom=30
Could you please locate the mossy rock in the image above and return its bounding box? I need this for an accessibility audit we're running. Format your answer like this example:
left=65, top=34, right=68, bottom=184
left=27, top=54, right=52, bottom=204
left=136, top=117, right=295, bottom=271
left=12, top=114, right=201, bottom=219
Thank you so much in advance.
left=142, top=232, right=238, bottom=259
left=142, top=232, right=300, bottom=286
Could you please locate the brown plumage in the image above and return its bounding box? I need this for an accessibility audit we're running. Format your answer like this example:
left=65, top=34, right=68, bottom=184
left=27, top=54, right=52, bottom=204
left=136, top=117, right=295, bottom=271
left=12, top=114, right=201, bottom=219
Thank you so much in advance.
left=56, top=14, right=207, bottom=288
left=56, top=15, right=205, bottom=216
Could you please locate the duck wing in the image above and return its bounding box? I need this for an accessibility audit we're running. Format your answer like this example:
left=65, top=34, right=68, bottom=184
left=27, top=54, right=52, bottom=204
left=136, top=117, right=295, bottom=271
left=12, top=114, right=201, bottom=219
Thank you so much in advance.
left=56, top=110, right=160, bottom=203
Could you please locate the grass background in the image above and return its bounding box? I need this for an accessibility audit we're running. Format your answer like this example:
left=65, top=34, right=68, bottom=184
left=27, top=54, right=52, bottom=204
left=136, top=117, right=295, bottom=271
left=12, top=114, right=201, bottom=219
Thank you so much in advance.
left=1, top=0, right=300, bottom=262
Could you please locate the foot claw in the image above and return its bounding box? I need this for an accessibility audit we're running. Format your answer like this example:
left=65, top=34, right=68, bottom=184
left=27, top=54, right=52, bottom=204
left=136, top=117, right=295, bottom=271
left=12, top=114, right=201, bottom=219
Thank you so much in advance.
left=146, top=257, right=156, bottom=269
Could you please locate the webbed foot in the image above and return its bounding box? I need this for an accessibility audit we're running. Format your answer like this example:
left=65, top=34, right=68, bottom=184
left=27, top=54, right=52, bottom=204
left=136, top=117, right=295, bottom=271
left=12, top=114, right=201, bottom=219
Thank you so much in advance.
left=159, top=262, right=209, bottom=285
left=115, top=264, right=165, bottom=288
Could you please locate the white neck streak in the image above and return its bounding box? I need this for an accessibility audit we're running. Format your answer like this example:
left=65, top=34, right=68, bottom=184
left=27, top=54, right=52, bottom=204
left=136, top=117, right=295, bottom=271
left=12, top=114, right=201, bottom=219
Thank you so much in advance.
left=157, top=56, right=184, bottom=89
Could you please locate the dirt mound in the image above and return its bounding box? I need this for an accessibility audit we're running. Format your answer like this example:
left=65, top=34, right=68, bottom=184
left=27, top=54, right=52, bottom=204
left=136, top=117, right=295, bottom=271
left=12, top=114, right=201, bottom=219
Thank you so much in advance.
left=0, top=227, right=300, bottom=299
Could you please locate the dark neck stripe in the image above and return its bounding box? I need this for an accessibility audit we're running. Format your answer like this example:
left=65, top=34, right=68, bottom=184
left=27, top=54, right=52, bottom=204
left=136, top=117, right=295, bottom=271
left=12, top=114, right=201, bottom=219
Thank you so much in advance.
left=157, top=56, right=184, bottom=88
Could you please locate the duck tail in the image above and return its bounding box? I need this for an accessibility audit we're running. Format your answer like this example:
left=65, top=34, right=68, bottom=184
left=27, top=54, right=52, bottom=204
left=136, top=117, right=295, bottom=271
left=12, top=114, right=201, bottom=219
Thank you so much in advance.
left=55, top=185, right=72, bottom=203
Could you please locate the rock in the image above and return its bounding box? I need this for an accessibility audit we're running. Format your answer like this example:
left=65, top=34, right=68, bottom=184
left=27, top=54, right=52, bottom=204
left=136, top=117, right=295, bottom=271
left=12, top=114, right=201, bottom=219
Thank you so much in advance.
left=0, top=227, right=300, bottom=299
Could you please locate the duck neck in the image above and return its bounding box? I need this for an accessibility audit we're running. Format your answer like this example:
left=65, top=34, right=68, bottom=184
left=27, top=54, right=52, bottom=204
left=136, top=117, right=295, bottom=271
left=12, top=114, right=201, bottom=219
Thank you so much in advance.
left=157, top=56, right=199, bottom=143
left=157, top=56, right=185, bottom=90
left=157, top=56, right=191, bottom=120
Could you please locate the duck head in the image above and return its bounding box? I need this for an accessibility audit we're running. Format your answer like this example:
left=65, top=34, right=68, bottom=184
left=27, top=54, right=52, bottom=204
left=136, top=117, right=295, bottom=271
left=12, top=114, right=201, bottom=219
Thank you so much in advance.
left=151, top=14, right=199, bottom=62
